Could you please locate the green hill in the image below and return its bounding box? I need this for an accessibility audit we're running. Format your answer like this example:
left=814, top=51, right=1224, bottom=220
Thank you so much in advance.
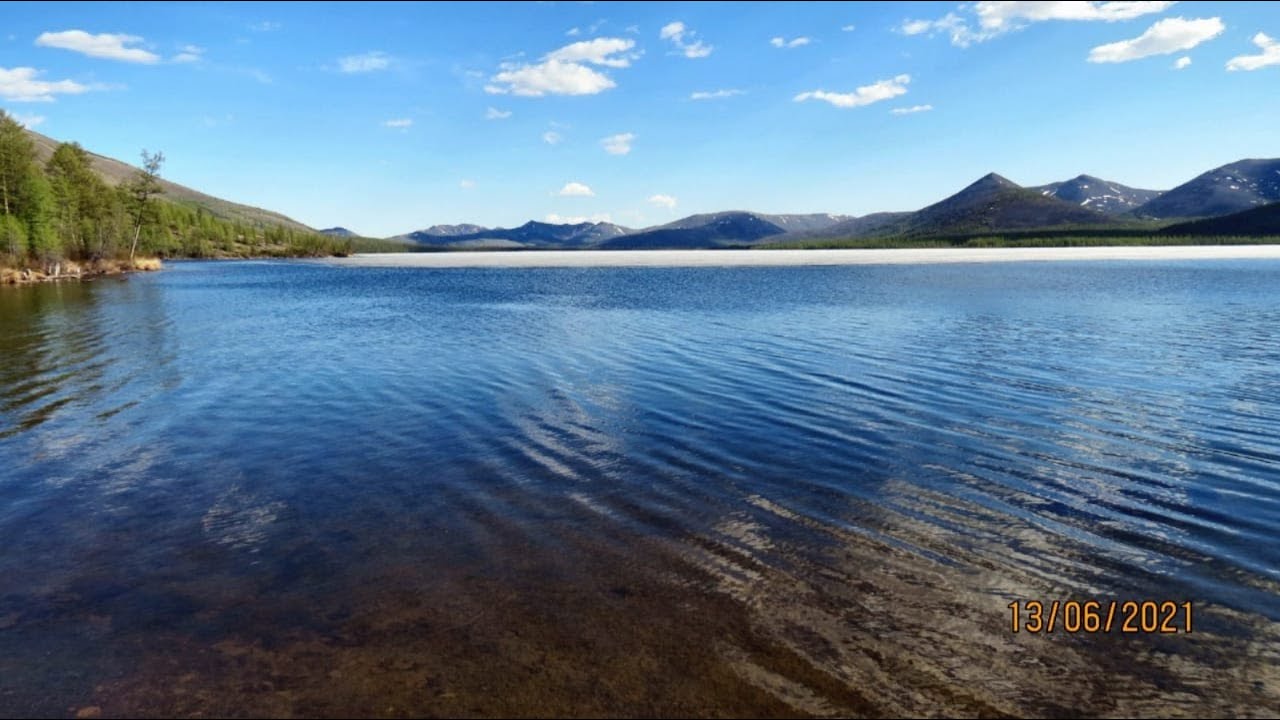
left=24, top=128, right=314, bottom=233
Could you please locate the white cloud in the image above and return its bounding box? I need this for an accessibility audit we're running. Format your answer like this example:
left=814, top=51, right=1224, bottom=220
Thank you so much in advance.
left=485, top=106, right=512, bottom=119
left=600, top=132, right=634, bottom=155
left=898, top=13, right=984, bottom=47
left=36, top=30, right=160, bottom=64
left=249, top=21, right=281, bottom=32
left=486, top=38, right=635, bottom=96
left=660, top=21, right=713, bottom=58
left=647, top=194, right=677, bottom=210
left=487, top=60, right=614, bottom=96
left=842, top=25, right=856, bottom=32
left=0, top=66, right=91, bottom=102
left=382, top=118, right=412, bottom=128
left=566, top=27, right=581, bottom=37
left=545, top=38, right=639, bottom=68
left=891, top=104, right=934, bottom=115
left=9, top=112, right=45, bottom=128
left=546, top=212, right=611, bottom=224
left=900, top=19, right=936, bottom=36
left=770, top=36, right=811, bottom=49
left=976, top=1, right=1177, bottom=30
left=173, top=44, right=204, bottom=63
left=690, top=88, right=745, bottom=100
left=558, top=182, right=595, bottom=197
left=459, top=179, right=476, bottom=189
left=1088, top=17, right=1223, bottom=63
left=543, top=130, right=563, bottom=145
left=1227, top=32, right=1280, bottom=71
left=338, top=51, right=391, bottom=73
left=1174, top=55, right=1192, bottom=69
left=902, top=1, right=1177, bottom=47
left=795, top=74, right=910, bottom=109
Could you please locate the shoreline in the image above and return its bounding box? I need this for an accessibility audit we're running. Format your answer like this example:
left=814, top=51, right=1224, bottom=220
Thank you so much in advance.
left=1, top=258, right=163, bottom=286
left=322, top=245, right=1280, bottom=269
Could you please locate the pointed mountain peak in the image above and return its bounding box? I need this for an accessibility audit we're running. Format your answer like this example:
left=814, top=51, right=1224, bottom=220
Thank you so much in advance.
left=961, top=172, right=1020, bottom=194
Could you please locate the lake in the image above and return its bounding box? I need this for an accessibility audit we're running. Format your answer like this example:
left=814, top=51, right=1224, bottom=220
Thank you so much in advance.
left=2, top=258, right=1278, bottom=717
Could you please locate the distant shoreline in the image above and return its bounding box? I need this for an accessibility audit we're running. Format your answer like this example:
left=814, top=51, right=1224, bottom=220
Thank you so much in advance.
left=321, top=245, right=1280, bottom=269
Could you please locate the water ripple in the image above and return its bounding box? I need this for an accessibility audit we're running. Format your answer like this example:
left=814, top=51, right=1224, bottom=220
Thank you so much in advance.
left=2, top=260, right=1279, bottom=715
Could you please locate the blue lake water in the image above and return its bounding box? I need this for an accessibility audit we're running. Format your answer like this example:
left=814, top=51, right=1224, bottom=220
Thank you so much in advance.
left=2, top=259, right=1278, bottom=716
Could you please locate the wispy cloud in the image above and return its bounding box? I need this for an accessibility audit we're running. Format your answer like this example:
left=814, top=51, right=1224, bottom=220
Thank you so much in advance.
left=36, top=30, right=160, bottom=63
left=1088, top=17, right=1223, bottom=63
left=543, top=130, right=563, bottom=145
left=901, top=1, right=1177, bottom=48
left=486, top=38, right=635, bottom=96
left=9, top=111, right=45, bottom=128
left=459, top=179, right=476, bottom=189
left=1174, top=55, right=1192, bottom=69
left=647, top=194, right=677, bottom=210
left=978, top=1, right=1178, bottom=30
left=0, top=66, right=93, bottom=102
left=566, top=20, right=606, bottom=38
left=249, top=21, right=281, bottom=32
left=690, top=88, right=745, bottom=100
left=898, top=14, right=980, bottom=47
left=382, top=118, right=412, bottom=129
left=891, top=104, right=933, bottom=115
left=841, top=25, right=856, bottom=32
left=485, top=106, right=512, bottom=120
left=600, top=132, right=634, bottom=155
left=201, top=113, right=234, bottom=128
left=339, top=51, right=391, bottom=73
left=1226, top=32, right=1280, bottom=71
left=795, top=74, right=910, bottom=109
left=770, top=36, right=811, bottom=49
left=660, top=21, right=713, bottom=58
left=172, top=44, right=204, bottom=63
left=558, top=182, right=595, bottom=197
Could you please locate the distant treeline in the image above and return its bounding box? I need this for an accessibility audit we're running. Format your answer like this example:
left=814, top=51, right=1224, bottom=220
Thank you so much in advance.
left=0, top=110, right=382, bottom=273
left=765, top=233, right=1280, bottom=250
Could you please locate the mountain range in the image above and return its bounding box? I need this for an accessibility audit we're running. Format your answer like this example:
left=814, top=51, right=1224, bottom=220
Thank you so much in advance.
left=23, top=127, right=1280, bottom=247
left=396, top=220, right=631, bottom=248
left=395, top=158, right=1280, bottom=249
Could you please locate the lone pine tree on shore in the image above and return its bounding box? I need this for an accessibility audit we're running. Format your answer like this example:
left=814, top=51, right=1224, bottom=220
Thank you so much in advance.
left=127, top=150, right=164, bottom=263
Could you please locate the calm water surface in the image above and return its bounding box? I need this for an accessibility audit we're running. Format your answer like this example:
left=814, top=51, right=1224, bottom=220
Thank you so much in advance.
left=1, top=259, right=1278, bottom=717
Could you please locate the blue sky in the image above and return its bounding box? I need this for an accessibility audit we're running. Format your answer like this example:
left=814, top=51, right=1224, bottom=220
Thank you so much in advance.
left=2, top=1, right=1279, bottom=237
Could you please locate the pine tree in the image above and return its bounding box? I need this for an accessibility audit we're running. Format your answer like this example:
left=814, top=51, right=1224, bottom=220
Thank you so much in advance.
left=0, top=111, right=37, bottom=219
left=1, top=214, right=26, bottom=259
left=46, top=142, right=108, bottom=259
left=21, top=168, right=60, bottom=268
left=126, top=149, right=164, bottom=262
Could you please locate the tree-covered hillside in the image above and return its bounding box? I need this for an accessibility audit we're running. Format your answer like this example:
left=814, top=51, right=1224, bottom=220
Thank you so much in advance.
left=1, top=110, right=375, bottom=279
